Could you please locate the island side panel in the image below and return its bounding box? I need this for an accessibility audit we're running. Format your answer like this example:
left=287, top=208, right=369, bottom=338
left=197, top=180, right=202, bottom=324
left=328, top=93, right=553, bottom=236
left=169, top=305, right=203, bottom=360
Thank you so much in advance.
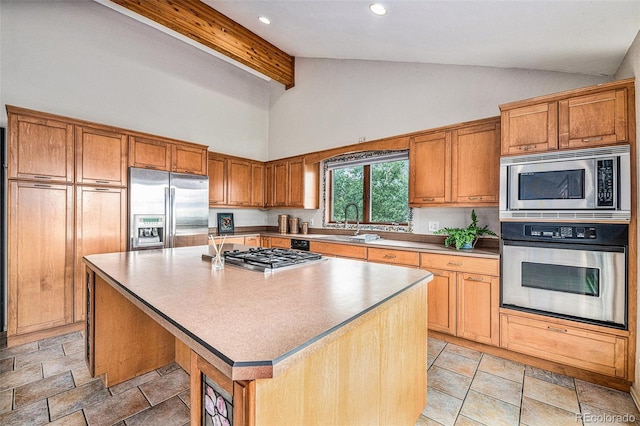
left=92, top=273, right=175, bottom=386
left=251, top=281, right=428, bottom=425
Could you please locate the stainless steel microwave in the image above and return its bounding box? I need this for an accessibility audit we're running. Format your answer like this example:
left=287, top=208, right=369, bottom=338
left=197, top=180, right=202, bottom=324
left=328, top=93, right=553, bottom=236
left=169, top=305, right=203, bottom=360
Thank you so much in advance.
left=500, top=145, right=630, bottom=221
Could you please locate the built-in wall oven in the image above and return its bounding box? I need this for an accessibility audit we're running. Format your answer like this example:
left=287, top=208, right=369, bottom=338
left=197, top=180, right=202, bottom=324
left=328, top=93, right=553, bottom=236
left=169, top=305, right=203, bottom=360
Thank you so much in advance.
left=501, top=222, right=628, bottom=329
left=499, top=145, right=630, bottom=221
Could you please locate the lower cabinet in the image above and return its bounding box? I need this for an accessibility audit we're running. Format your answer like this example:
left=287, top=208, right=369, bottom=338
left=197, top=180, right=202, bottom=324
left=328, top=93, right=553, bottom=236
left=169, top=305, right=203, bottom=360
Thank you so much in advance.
left=309, top=241, right=367, bottom=259
left=421, top=253, right=500, bottom=346
left=500, top=311, right=628, bottom=379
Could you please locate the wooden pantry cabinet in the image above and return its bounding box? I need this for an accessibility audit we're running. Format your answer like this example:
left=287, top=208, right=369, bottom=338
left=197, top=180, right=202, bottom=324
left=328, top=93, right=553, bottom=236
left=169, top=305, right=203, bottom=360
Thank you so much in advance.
left=129, top=135, right=207, bottom=176
left=409, top=117, right=500, bottom=207
left=500, top=79, right=634, bottom=155
left=421, top=253, right=500, bottom=346
left=7, top=181, right=75, bottom=337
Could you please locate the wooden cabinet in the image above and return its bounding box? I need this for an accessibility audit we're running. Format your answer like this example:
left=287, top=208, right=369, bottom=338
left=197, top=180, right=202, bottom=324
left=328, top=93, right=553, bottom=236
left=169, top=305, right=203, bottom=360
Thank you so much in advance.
left=7, top=181, right=74, bottom=336
left=7, top=109, right=74, bottom=183
left=75, top=126, right=128, bottom=187
left=421, top=253, right=500, bottom=346
left=130, top=136, right=207, bottom=175
left=265, top=157, right=319, bottom=209
left=451, top=121, right=500, bottom=204
left=558, top=88, right=629, bottom=149
left=500, top=79, right=634, bottom=155
left=228, top=158, right=252, bottom=206
left=244, top=235, right=260, bottom=247
left=75, top=186, right=127, bottom=322
left=410, top=117, right=500, bottom=207
left=501, top=102, right=558, bottom=155
left=427, top=269, right=456, bottom=335
left=309, top=241, right=367, bottom=260
left=457, top=272, right=499, bottom=346
left=409, top=131, right=450, bottom=204
left=501, top=311, right=628, bottom=379
left=367, top=247, right=419, bottom=267
left=173, top=143, right=207, bottom=175
left=250, top=162, right=265, bottom=207
left=270, top=236, right=291, bottom=249
left=208, top=153, right=266, bottom=207
left=129, top=136, right=172, bottom=171
left=208, top=154, right=227, bottom=206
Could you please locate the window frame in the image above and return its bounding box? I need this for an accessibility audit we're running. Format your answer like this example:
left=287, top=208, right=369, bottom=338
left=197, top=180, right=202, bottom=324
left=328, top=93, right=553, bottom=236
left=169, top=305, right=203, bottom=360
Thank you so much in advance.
left=326, top=151, right=409, bottom=226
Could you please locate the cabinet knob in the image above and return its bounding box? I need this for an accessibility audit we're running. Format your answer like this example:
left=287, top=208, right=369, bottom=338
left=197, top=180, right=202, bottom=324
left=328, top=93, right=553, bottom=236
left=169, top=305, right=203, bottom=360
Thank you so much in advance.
left=422, top=198, right=435, bottom=201
left=465, top=276, right=484, bottom=282
left=547, top=326, right=567, bottom=333
left=518, top=144, right=537, bottom=151
left=383, top=254, right=396, bottom=259
left=33, top=175, right=52, bottom=180
left=447, top=261, right=463, bottom=266
left=468, top=197, right=482, bottom=201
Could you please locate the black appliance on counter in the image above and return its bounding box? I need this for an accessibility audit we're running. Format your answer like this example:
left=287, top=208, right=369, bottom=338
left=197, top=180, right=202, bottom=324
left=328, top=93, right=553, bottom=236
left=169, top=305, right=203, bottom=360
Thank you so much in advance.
left=501, top=221, right=628, bottom=329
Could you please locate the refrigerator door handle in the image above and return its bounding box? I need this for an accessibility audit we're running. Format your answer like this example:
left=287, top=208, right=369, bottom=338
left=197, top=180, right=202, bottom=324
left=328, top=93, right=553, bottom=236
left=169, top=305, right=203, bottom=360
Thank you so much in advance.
left=164, top=186, right=171, bottom=248
left=170, top=187, right=176, bottom=248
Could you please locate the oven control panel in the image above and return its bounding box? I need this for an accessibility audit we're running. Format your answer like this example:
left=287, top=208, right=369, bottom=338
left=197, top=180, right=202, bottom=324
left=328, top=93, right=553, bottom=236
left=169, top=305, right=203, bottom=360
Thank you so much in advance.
left=525, top=225, right=597, bottom=239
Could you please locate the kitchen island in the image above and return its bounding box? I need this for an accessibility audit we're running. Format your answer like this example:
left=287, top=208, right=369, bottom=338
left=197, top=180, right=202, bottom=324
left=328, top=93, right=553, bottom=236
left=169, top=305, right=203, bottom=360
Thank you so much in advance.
left=84, top=245, right=432, bottom=425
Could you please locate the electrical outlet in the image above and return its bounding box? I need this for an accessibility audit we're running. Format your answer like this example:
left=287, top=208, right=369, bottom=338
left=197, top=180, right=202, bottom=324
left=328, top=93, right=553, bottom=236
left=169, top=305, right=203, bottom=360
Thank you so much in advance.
left=428, top=221, right=439, bottom=232
left=309, top=218, right=314, bottom=226
left=358, top=137, right=366, bottom=143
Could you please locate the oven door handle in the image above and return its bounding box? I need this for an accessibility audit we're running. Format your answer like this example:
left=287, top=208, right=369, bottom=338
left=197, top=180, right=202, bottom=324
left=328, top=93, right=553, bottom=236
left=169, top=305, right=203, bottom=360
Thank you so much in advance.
left=501, top=239, right=626, bottom=254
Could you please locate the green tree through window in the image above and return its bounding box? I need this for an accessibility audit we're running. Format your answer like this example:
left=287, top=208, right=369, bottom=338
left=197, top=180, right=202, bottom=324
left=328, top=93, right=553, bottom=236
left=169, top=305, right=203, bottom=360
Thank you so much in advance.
left=329, top=154, right=409, bottom=224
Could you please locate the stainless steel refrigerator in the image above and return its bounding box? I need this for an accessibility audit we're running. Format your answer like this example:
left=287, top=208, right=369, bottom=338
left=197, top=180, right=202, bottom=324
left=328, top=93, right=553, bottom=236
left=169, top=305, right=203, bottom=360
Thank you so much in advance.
left=128, top=167, right=209, bottom=250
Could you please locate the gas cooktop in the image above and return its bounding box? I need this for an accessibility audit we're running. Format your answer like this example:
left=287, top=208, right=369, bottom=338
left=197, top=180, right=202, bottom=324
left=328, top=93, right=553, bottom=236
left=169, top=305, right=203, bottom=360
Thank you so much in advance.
left=220, top=247, right=324, bottom=272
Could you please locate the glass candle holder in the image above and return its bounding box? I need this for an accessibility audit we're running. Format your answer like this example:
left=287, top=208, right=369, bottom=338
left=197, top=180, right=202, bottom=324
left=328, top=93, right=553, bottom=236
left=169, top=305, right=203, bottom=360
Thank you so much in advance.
left=212, top=255, right=225, bottom=271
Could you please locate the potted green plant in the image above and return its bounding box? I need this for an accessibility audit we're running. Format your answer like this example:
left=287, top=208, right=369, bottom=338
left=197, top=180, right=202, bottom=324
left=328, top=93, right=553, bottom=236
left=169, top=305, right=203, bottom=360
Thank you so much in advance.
left=434, top=210, right=497, bottom=250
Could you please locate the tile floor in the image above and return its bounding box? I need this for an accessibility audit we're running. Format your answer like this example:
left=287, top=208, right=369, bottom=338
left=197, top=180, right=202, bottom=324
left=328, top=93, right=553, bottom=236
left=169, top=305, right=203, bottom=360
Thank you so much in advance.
left=0, top=331, right=190, bottom=425
left=417, top=337, right=640, bottom=426
left=1, top=331, right=639, bottom=425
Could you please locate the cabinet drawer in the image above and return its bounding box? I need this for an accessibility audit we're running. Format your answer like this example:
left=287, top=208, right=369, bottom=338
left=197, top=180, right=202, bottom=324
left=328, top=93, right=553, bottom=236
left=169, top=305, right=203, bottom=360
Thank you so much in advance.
left=500, top=313, right=627, bottom=378
left=244, top=236, right=260, bottom=247
left=270, top=237, right=291, bottom=249
left=367, top=248, right=419, bottom=267
left=309, top=241, right=367, bottom=260
left=421, top=253, right=498, bottom=276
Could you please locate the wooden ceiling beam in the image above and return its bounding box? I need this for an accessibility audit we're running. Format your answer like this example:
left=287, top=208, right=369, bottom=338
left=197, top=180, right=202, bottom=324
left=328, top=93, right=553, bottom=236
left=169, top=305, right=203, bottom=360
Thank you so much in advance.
left=111, top=0, right=295, bottom=89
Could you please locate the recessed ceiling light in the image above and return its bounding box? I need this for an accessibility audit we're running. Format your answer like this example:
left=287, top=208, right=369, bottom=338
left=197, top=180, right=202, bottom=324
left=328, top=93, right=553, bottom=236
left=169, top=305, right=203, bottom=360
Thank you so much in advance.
left=258, top=16, right=271, bottom=25
left=369, top=3, right=387, bottom=16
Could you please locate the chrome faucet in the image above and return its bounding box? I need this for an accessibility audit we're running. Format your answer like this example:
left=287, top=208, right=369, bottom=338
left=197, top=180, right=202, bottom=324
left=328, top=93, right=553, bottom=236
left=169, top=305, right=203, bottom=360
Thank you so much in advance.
left=344, top=203, right=360, bottom=235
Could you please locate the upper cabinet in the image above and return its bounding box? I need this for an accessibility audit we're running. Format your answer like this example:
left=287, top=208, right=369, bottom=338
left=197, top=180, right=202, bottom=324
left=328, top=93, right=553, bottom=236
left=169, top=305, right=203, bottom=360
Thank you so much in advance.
left=8, top=108, right=74, bottom=183
left=500, top=79, right=634, bottom=156
left=410, top=117, right=500, bottom=207
left=129, top=136, right=207, bottom=175
left=208, top=152, right=266, bottom=208
left=75, top=126, right=128, bottom=187
left=265, top=156, right=319, bottom=209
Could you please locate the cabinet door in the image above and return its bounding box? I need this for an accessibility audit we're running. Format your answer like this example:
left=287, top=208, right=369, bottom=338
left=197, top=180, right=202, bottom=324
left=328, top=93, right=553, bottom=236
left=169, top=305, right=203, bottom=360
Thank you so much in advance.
left=409, top=132, right=450, bottom=205
left=173, top=143, right=207, bottom=175
left=8, top=112, right=74, bottom=183
left=129, top=136, right=172, bottom=171
left=457, top=273, right=499, bottom=346
left=228, top=159, right=251, bottom=206
left=288, top=158, right=304, bottom=208
left=270, top=236, right=291, bottom=249
left=208, top=155, right=227, bottom=206
left=75, top=186, right=127, bottom=321
left=8, top=181, right=74, bottom=336
left=265, top=164, right=275, bottom=208
left=273, top=161, right=288, bottom=207
left=501, top=102, right=558, bottom=155
left=251, top=162, right=265, bottom=207
left=427, top=269, right=456, bottom=335
left=76, top=126, right=128, bottom=186
left=559, top=88, right=628, bottom=149
left=452, top=122, right=500, bottom=204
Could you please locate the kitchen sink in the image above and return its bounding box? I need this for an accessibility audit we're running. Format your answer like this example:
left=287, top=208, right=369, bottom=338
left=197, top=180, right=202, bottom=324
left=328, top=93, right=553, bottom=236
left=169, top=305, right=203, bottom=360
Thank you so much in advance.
left=315, top=234, right=381, bottom=243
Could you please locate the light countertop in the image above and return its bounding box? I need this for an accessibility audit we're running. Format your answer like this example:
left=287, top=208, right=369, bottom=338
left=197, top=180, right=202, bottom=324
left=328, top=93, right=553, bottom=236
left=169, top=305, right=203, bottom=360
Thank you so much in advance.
left=84, top=245, right=432, bottom=380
